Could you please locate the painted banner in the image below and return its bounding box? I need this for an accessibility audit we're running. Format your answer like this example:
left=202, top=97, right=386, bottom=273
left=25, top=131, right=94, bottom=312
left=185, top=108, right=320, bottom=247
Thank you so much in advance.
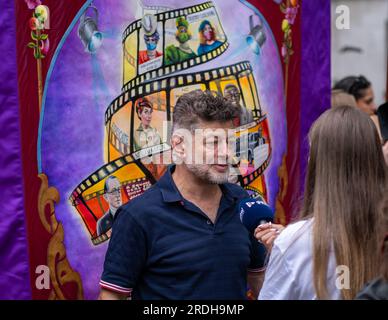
left=0, top=0, right=330, bottom=299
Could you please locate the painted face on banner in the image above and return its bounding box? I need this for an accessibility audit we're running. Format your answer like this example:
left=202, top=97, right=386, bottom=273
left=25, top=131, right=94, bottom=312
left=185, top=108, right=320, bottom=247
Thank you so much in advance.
left=203, top=24, right=214, bottom=41
left=104, top=178, right=122, bottom=210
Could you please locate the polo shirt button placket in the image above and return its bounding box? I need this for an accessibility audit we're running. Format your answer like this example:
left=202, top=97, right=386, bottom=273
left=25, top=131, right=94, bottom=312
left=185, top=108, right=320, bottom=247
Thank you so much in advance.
left=206, top=220, right=216, bottom=233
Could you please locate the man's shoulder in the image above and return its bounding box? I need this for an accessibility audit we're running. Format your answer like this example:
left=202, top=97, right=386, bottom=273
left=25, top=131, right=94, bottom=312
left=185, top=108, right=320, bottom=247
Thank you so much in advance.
left=116, top=184, right=162, bottom=220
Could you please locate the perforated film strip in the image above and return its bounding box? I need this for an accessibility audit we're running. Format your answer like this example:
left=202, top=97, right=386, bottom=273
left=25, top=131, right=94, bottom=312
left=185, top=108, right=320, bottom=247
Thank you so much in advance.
left=121, top=1, right=229, bottom=91
left=69, top=154, right=140, bottom=206
left=105, top=60, right=270, bottom=185
left=233, top=114, right=272, bottom=187
left=245, top=185, right=265, bottom=200
left=69, top=153, right=154, bottom=245
left=238, top=155, right=272, bottom=187
left=137, top=0, right=173, bottom=14
left=106, top=61, right=259, bottom=125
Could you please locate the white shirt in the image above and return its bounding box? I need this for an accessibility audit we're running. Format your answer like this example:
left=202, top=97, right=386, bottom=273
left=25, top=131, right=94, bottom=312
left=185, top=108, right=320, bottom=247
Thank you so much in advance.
left=258, top=219, right=342, bottom=300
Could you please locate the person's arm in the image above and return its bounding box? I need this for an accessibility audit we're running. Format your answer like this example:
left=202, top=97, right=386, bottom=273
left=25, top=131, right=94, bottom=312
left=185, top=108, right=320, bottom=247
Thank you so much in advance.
left=99, top=208, right=147, bottom=300
left=258, top=242, right=296, bottom=300
left=247, top=269, right=265, bottom=298
left=247, top=233, right=268, bottom=299
left=98, top=288, right=130, bottom=300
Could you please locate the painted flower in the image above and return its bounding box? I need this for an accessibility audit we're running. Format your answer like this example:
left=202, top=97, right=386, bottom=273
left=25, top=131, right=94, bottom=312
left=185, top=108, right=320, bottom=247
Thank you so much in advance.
left=24, top=0, right=41, bottom=10
left=29, top=17, right=41, bottom=30
left=35, top=5, right=48, bottom=23
left=285, top=6, right=299, bottom=25
left=281, top=44, right=287, bottom=58
left=40, top=38, right=49, bottom=55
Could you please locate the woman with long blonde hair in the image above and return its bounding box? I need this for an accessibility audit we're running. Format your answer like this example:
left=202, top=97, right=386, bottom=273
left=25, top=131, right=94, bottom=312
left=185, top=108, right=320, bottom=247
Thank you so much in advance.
left=259, top=105, right=387, bottom=300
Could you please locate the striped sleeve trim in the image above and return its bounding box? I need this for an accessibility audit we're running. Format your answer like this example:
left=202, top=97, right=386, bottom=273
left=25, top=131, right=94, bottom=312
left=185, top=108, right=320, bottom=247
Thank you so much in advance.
left=99, top=280, right=133, bottom=295
left=247, top=267, right=266, bottom=273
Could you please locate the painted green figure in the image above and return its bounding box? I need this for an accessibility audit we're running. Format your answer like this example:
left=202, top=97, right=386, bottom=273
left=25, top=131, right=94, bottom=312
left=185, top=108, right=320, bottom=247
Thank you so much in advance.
left=165, top=17, right=196, bottom=65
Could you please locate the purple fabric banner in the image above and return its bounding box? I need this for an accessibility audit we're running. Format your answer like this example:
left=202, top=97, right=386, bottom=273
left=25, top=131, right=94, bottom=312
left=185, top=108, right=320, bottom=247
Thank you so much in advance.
left=300, top=0, right=331, bottom=202
left=0, top=1, right=31, bottom=300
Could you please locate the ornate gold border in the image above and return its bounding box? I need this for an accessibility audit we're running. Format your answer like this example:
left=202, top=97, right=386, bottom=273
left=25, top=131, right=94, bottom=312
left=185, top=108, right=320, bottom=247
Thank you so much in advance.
left=38, top=173, right=84, bottom=300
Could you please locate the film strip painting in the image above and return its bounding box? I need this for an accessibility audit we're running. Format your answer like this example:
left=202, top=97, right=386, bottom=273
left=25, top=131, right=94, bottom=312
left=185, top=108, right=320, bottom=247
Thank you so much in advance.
left=69, top=154, right=154, bottom=245
left=245, top=184, right=267, bottom=202
left=234, top=116, right=272, bottom=189
left=73, top=60, right=272, bottom=245
left=122, top=1, right=228, bottom=91
left=239, top=155, right=272, bottom=187
left=72, top=118, right=271, bottom=246
left=106, top=61, right=260, bottom=125
left=106, top=61, right=265, bottom=163
left=106, top=59, right=271, bottom=183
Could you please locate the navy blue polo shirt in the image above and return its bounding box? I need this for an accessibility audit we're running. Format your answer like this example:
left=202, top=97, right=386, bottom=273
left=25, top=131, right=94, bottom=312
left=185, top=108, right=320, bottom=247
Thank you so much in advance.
left=100, top=165, right=265, bottom=300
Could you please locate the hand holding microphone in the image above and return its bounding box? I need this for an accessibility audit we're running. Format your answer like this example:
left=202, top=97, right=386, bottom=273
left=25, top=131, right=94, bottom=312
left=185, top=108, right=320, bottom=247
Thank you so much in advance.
left=238, top=198, right=284, bottom=252
left=254, top=222, right=284, bottom=251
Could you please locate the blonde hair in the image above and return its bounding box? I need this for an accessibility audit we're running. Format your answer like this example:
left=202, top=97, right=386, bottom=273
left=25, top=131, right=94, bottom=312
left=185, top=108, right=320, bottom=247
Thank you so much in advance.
left=301, top=106, right=387, bottom=299
left=331, top=89, right=357, bottom=109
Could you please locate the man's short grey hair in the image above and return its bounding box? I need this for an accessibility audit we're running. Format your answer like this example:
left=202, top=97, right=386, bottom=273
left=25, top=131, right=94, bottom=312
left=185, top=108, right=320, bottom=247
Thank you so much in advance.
left=172, top=90, right=240, bottom=132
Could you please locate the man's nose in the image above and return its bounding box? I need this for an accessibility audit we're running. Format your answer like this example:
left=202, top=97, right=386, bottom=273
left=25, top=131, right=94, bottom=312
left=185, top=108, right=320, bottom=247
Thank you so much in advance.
left=217, top=140, right=230, bottom=159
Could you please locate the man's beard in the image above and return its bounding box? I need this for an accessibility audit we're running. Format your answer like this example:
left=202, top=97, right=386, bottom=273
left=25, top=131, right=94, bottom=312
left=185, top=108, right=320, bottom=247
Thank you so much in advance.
left=186, top=163, right=230, bottom=184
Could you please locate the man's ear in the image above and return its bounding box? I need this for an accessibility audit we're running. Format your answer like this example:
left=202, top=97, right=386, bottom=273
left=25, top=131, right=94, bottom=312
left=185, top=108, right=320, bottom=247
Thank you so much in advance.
left=103, top=193, right=108, bottom=202
left=171, top=134, right=186, bottom=164
left=171, top=134, right=184, bottom=155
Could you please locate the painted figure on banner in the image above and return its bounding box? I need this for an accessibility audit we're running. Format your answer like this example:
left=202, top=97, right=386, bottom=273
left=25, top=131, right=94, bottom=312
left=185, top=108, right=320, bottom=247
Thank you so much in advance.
left=139, top=14, right=163, bottom=65
left=165, top=17, right=196, bottom=65
left=134, top=97, right=162, bottom=152
left=96, top=176, right=122, bottom=237
left=197, top=20, right=223, bottom=55
left=224, top=84, right=254, bottom=126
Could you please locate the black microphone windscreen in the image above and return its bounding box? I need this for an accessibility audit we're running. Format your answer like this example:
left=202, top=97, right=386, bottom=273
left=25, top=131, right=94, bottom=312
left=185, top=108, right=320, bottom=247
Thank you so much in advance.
left=238, top=198, right=274, bottom=233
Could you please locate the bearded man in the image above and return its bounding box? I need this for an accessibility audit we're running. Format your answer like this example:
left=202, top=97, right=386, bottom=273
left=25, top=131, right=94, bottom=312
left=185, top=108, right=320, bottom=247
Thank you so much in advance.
left=99, top=90, right=265, bottom=300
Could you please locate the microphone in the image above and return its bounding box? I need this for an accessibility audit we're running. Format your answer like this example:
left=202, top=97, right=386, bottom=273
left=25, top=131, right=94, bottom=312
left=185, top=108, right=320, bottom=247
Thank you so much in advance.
left=238, top=198, right=274, bottom=270
left=238, top=198, right=274, bottom=234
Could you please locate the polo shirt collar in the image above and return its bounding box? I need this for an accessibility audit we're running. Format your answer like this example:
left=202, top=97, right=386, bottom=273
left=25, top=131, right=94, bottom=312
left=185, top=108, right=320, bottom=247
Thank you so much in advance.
left=158, top=165, right=240, bottom=204
left=157, top=165, right=184, bottom=203
left=220, top=183, right=241, bottom=202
